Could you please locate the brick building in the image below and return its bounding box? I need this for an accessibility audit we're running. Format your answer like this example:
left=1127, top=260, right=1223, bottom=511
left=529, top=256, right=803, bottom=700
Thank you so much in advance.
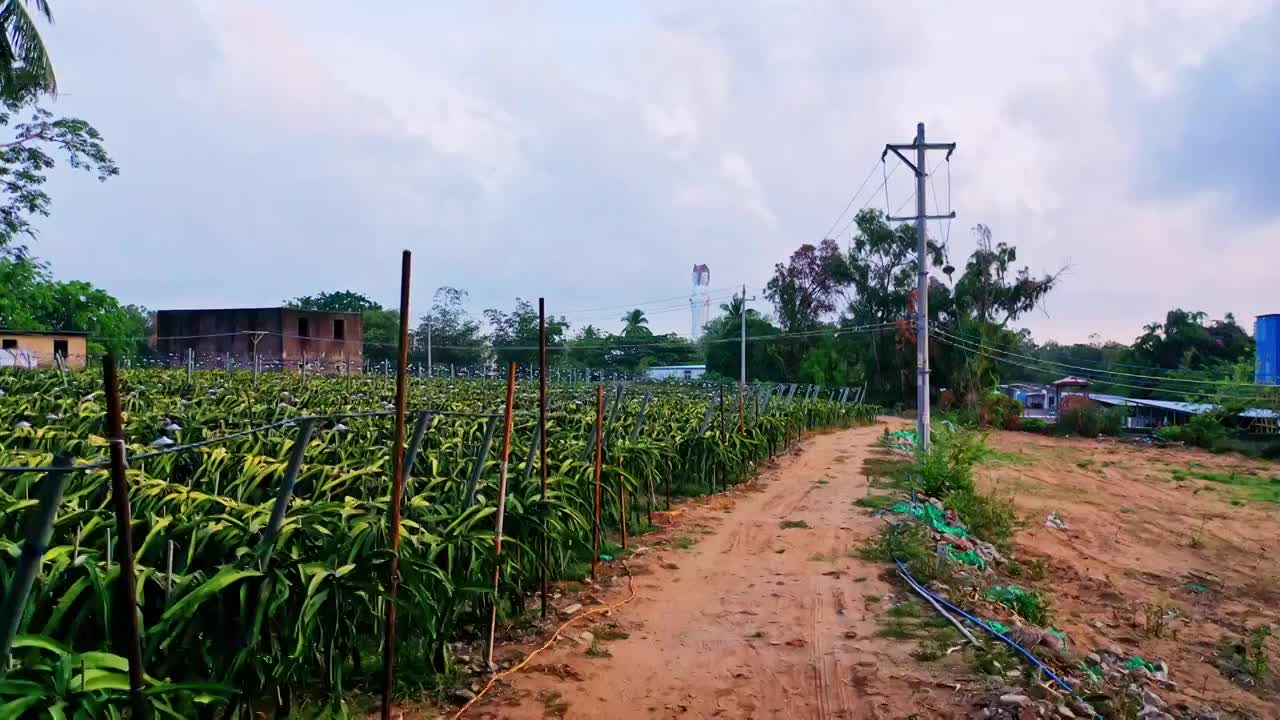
left=152, top=308, right=363, bottom=373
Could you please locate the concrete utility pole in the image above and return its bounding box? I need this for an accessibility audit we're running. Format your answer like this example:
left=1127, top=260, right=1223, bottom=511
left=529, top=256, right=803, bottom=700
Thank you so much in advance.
left=885, top=122, right=956, bottom=453
left=738, top=283, right=758, bottom=388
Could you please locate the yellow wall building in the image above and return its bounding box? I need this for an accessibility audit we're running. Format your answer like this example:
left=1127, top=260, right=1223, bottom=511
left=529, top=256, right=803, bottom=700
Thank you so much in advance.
left=0, top=330, right=89, bottom=369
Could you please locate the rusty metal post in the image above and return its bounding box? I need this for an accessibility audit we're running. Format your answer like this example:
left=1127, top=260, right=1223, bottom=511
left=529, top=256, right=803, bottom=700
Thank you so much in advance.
left=103, top=355, right=146, bottom=717
left=591, top=384, right=603, bottom=581
left=485, top=363, right=518, bottom=668
left=538, top=297, right=549, bottom=618
left=381, top=250, right=412, bottom=720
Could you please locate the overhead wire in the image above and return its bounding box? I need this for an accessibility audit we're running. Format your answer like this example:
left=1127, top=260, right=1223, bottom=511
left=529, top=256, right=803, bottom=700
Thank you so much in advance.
left=832, top=160, right=900, bottom=240
left=932, top=326, right=1275, bottom=388
left=931, top=330, right=1279, bottom=404
left=822, top=158, right=882, bottom=240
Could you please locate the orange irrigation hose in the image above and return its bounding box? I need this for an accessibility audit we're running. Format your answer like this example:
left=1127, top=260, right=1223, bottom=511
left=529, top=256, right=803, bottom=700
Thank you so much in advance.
left=451, top=557, right=639, bottom=719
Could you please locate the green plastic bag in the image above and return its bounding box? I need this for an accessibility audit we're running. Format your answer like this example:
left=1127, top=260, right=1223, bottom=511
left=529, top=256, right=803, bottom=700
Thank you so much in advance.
left=984, top=619, right=1010, bottom=634
left=890, top=501, right=969, bottom=538
left=1123, top=656, right=1157, bottom=673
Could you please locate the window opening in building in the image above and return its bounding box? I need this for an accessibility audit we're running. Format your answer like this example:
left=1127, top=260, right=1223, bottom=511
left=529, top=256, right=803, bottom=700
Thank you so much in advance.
left=54, top=340, right=68, bottom=358
left=334, top=318, right=345, bottom=340
left=2, top=339, right=17, bottom=349
left=298, top=317, right=310, bottom=338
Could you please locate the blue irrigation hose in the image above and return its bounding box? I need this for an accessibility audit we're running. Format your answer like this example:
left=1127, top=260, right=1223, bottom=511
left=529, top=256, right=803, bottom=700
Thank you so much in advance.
left=894, top=558, right=1074, bottom=693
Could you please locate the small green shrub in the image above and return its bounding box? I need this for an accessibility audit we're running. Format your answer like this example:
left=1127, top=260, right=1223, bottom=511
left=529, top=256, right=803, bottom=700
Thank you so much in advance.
left=985, top=393, right=1024, bottom=430
left=945, top=489, right=1017, bottom=546
left=1158, top=413, right=1232, bottom=449
left=1099, top=407, right=1126, bottom=436
left=1020, top=417, right=1049, bottom=433
left=914, top=429, right=984, bottom=497
left=1057, top=402, right=1103, bottom=436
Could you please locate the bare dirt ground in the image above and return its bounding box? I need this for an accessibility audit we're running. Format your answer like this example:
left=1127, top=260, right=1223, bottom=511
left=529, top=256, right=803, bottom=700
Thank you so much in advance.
left=978, top=431, right=1280, bottom=718
left=431, top=421, right=968, bottom=720
left=412, top=425, right=1280, bottom=719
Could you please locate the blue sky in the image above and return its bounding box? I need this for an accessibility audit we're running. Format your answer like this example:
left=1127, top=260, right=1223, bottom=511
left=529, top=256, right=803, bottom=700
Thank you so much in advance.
left=29, top=0, right=1280, bottom=343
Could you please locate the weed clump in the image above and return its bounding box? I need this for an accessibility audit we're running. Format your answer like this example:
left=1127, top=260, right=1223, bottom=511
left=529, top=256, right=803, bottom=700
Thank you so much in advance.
left=944, top=489, right=1017, bottom=546
left=1216, top=624, right=1273, bottom=689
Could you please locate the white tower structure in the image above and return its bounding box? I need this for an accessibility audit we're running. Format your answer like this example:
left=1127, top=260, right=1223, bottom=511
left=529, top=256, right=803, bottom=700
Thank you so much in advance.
left=690, top=264, right=711, bottom=340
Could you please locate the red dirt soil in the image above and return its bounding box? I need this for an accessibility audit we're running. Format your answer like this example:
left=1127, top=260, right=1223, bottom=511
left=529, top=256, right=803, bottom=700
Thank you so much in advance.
left=978, top=430, right=1280, bottom=719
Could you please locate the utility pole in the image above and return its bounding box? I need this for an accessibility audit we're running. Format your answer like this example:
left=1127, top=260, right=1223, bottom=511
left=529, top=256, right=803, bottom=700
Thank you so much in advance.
left=426, top=316, right=433, bottom=378
left=738, top=284, right=757, bottom=430
left=885, top=122, right=956, bottom=453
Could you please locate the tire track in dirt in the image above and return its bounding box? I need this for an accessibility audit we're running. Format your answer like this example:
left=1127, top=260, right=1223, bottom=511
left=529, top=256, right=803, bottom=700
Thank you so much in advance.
left=440, top=422, right=968, bottom=719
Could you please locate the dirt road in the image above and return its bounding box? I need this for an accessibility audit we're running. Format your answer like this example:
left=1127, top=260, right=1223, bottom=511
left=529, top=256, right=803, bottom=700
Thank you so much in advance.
left=463, top=422, right=964, bottom=719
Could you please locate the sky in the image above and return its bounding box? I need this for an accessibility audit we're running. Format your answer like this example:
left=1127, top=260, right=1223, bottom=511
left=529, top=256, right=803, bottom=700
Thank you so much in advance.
left=29, top=0, right=1280, bottom=345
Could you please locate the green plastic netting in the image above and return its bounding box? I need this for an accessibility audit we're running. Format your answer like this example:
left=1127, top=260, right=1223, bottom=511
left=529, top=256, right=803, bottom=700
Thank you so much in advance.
left=891, top=501, right=969, bottom=537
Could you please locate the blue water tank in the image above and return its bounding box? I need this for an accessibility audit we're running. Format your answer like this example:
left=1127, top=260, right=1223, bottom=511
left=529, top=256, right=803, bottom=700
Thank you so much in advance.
left=1257, top=314, right=1280, bottom=385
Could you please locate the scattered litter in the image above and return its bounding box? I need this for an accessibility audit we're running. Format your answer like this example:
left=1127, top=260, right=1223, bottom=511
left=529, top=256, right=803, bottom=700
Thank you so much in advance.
left=559, top=603, right=582, bottom=616
left=1185, top=583, right=1206, bottom=594
left=948, top=547, right=986, bottom=569
left=599, top=554, right=613, bottom=561
left=1045, top=511, right=1069, bottom=530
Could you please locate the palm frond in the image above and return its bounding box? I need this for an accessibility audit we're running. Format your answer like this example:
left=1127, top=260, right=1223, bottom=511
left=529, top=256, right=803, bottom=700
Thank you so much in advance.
left=0, top=0, right=56, bottom=96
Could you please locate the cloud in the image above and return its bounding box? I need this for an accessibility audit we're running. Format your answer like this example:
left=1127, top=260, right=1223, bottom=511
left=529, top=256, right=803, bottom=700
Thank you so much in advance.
left=1137, top=5, right=1280, bottom=218
left=24, top=0, right=1280, bottom=346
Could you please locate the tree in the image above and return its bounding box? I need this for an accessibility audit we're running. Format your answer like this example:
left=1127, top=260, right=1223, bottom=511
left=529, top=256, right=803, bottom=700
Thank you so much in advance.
left=284, top=290, right=381, bottom=313
left=0, top=257, right=148, bottom=358
left=950, top=224, right=1061, bottom=327
left=620, top=308, right=650, bottom=338
left=360, top=308, right=400, bottom=367
left=765, top=238, right=845, bottom=332
left=417, top=286, right=486, bottom=369
left=485, top=297, right=569, bottom=369
left=1, top=2, right=56, bottom=96
left=1128, top=309, right=1253, bottom=373
left=841, top=209, right=928, bottom=325
left=1, top=67, right=117, bottom=260
left=701, top=306, right=785, bottom=382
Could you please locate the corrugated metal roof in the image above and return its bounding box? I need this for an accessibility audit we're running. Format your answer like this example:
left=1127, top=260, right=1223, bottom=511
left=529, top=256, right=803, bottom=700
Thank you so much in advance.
left=1081, top=392, right=1275, bottom=418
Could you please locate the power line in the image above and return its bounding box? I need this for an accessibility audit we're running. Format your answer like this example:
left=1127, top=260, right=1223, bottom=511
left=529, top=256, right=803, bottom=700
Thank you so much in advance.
left=822, top=158, right=882, bottom=240
left=931, top=331, right=1279, bottom=404
left=932, top=326, right=1274, bottom=388
left=832, top=161, right=899, bottom=239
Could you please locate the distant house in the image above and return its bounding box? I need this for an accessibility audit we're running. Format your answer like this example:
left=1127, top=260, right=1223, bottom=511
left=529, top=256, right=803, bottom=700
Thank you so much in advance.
left=0, top=329, right=88, bottom=369
left=999, top=382, right=1056, bottom=417
left=645, top=364, right=706, bottom=381
left=152, top=308, right=363, bottom=373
